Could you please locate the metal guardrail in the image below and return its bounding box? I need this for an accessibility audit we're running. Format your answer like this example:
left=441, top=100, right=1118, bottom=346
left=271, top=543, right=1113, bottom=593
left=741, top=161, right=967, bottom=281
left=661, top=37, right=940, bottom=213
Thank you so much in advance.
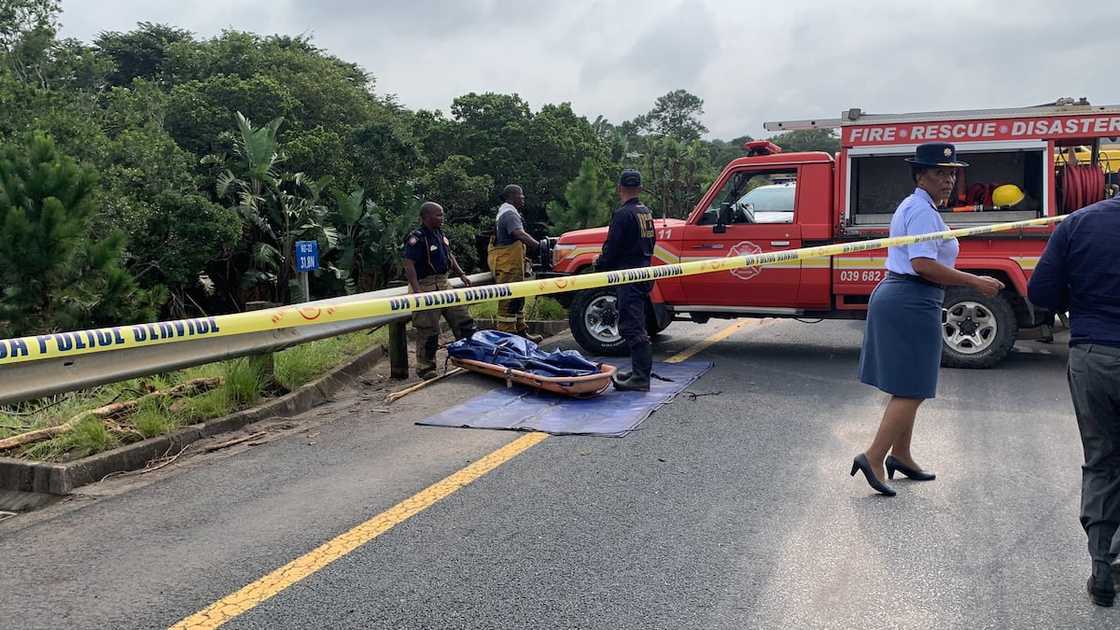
left=0, top=273, right=493, bottom=405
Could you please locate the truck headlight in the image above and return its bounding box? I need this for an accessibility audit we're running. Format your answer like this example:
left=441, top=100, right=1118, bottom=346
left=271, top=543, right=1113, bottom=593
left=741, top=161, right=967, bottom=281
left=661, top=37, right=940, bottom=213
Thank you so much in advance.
left=552, top=243, right=576, bottom=266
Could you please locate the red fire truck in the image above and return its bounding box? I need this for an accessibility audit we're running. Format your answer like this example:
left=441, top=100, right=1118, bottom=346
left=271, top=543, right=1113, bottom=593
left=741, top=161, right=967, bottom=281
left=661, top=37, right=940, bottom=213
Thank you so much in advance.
left=549, top=99, right=1120, bottom=368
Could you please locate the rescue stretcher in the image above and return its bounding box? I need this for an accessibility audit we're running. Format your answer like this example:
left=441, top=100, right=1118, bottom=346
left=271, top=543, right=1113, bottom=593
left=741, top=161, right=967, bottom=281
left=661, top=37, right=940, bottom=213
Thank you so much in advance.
left=449, top=356, right=616, bottom=398
left=446, top=330, right=616, bottom=398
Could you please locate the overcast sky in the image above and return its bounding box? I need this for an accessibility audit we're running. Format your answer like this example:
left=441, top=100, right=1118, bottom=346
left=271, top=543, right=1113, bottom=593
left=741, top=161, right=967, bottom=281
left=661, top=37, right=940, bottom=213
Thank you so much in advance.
left=58, top=0, right=1120, bottom=139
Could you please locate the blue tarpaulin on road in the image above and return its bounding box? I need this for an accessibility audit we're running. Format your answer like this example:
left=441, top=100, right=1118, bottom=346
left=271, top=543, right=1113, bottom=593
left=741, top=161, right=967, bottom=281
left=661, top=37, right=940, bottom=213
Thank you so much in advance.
left=416, top=360, right=712, bottom=437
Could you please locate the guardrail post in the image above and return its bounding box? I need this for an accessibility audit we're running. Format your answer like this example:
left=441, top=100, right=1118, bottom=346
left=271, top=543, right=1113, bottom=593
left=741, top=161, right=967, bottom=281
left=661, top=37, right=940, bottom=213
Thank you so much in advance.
left=245, top=300, right=281, bottom=391
left=388, top=320, right=409, bottom=379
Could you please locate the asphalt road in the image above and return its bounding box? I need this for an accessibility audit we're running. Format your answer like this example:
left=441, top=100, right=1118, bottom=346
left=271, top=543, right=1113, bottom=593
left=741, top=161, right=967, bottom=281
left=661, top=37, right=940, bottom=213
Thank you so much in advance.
left=0, top=318, right=1113, bottom=629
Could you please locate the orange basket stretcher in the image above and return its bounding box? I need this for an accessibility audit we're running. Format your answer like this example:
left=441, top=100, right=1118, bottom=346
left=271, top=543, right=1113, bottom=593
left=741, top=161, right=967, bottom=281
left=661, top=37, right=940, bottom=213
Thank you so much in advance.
left=450, top=357, right=617, bottom=398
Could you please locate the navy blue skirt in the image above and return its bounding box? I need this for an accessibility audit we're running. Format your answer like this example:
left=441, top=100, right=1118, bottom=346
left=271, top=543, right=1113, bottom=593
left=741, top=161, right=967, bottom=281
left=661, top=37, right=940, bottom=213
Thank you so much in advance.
left=858, top=275, right=946, bottom=399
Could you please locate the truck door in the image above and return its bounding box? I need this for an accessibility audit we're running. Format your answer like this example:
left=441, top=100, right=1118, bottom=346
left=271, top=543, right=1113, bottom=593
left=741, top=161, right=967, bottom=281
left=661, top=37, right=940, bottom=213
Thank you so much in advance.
left=680, top=167, right=803, bottom=308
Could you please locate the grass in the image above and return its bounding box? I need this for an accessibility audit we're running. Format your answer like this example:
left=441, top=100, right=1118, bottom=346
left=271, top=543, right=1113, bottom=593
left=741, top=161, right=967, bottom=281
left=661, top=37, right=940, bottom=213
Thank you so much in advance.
left=469, top=296, right=567, bottom=321
left=21, top=416, right=120, bottom=461
left=275, top=329, right=386, bottom=390
left=133, top=397, right=173, bottom=439
left=0, top=327, right=389, bottom=463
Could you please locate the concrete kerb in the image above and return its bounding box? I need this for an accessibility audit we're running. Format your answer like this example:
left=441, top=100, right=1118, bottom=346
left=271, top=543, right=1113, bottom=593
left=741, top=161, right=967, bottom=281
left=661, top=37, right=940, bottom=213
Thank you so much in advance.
left=0, top=343, right=387, bottom=496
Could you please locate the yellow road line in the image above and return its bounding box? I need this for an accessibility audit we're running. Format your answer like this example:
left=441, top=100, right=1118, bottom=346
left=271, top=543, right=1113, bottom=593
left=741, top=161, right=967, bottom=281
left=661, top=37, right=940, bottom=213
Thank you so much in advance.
left=172, top=321, right=748, bottom=629
left=664, top=320, right=752, bottom=364
left=170, top=431, right=549, bottom=630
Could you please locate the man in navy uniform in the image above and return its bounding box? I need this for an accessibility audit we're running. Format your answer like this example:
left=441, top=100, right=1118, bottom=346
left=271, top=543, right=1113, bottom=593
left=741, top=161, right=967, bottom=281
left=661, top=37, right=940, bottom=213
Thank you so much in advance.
left=596, top=169, right=656, bottom=392
left=1029, top=192, right=1120, bottom=607
left=402, top=202, right=477, bottom=379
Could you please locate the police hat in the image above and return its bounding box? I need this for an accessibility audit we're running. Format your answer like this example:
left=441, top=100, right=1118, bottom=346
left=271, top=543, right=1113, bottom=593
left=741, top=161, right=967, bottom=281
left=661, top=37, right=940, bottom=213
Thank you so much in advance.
left=906, top=142, right=969, bottom=168
left=618, top=169, right=642, bottom=187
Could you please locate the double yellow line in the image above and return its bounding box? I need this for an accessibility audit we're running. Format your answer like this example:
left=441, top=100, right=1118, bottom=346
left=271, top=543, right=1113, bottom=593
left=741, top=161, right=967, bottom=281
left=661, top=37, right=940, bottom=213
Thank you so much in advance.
left=0, top=215, right=1062, bottom=367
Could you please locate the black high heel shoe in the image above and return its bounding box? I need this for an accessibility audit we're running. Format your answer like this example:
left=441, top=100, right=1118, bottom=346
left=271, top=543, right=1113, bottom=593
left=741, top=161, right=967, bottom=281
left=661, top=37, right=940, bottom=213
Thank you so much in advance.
left=885, top=455, right=936, bottom=481
left=850, top=453, right=896, bottom=496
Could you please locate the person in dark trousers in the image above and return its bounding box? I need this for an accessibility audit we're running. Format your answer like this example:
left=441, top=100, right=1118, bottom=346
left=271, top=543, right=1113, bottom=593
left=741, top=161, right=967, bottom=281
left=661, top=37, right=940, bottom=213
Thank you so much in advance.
left=852, top=143, right=1004, bottom=496
left=596, top=169, right=656, bottom=392
left=402, top=202, right=477, bottom=379
left=1028, top=193, right=1120, bottom=607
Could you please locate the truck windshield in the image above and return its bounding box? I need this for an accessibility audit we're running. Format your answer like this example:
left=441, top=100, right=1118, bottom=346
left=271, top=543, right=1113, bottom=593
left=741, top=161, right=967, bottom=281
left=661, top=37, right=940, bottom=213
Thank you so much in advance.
left=700, top=169, right=797, bottom=224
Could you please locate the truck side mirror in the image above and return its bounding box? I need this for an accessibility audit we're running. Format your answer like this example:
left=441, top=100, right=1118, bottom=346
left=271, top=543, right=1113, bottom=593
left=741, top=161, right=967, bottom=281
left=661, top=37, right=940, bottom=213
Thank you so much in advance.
left=714, top=202, right=730, bottom=234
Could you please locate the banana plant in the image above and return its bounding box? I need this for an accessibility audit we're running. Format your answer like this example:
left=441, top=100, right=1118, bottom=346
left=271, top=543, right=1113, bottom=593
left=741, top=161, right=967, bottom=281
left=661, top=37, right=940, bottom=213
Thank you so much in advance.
left=207, top=112, right=338, bottom=304
left=329, top=187, right=412, bottom=292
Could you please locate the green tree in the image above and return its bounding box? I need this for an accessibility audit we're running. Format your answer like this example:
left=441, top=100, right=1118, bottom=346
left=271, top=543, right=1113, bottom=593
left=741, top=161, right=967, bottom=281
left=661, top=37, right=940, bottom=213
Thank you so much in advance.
left=704, top=135, right=753, bottom=170
left=0, top=133, right=160, bottom=336
left=207, top=112, right=337, bottom=305
left=423, top=93, right=610, bottom=231
left=442, top=221, right=483, bottom=275
left=347, top=115, right=422, bottom=207
left=415, top=154, right=493, bottom=222
left=94, top=21, right=192, bottom=87
left=768, top=128, right=840, bottom=154
left=639, top=136, right=713, bottom=219
left=166, top=74, right=295, bottom=155
left=529, top=102, right=610, bottom=206
left=446, top=92, right=534, bottom=199
left=94, top=123, right=240, bottom=305
left=0, top=0, right=60, bottom=85
left=328, top=187, right=415, bottom=292
left=633, top=89, right=708, bottom=142
left=547, top=157, right=614, bottom=234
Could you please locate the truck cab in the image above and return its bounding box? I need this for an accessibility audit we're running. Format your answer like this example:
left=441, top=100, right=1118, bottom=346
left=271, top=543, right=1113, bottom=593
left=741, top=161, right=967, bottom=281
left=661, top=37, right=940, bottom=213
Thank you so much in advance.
left=552, top=148, right=840, bottom=354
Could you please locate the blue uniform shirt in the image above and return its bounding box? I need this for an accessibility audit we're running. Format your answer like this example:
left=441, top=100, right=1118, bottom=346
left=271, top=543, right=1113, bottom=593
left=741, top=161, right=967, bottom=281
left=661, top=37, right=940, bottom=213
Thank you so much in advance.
left=1028, top=195, right=1120, bottom=348
left=885, top=188, right=960, bottom=275
left=597, top=198, right=656, bottom=271
left=402, top=226, right=452, bottom=279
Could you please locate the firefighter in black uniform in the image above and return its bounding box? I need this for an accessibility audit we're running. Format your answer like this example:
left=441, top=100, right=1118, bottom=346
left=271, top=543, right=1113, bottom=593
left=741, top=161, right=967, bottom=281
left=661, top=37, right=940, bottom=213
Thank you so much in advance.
left=402, top=202, right=477, bottom=379
left=596, top=169, right=657, bottom=392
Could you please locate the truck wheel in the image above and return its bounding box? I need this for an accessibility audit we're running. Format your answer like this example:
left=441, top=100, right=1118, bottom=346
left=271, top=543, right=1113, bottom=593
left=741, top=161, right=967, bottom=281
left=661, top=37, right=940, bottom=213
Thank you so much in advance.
left=940, top=288, right=1018, bottom=369
left=569, top=288, right=628, bottom=356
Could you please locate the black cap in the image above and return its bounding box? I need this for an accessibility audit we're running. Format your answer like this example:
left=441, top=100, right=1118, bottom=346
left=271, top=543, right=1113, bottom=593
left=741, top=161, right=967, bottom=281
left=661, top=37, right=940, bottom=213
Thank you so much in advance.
left=618, top=169, right=642, bottom=187
left=905, top=143, right=969, bottom=168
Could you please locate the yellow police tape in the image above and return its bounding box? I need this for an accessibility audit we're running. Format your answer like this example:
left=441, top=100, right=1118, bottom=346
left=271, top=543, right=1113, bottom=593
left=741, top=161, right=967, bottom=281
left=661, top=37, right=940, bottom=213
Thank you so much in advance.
left=0, top=215, right=1063, bottom=367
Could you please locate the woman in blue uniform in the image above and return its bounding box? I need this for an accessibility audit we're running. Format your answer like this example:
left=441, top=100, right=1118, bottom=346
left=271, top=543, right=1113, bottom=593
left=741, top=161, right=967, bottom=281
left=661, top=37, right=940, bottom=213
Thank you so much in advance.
left=851, top=143, right=1005, bottom=496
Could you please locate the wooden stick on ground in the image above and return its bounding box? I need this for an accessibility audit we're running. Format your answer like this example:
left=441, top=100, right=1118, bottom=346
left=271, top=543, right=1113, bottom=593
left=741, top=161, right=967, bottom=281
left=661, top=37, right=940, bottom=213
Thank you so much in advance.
left=385, top=369, right=464, bottom=404
left=0, top=377, right=222, bottom=451
left=204, top=431, right=268, bottom=453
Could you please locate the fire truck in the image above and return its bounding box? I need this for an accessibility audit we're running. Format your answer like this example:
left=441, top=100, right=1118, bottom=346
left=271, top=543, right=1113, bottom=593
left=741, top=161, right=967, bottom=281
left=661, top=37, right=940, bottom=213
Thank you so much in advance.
left=548, top=99, right=1120, bottom=368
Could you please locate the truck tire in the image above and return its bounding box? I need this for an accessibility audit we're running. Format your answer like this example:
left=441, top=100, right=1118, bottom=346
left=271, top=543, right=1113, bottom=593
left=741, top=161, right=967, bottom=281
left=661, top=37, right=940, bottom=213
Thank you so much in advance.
left=569, top=287, right=628, bottom=356
left=940, top=288, right=1018, bottom=369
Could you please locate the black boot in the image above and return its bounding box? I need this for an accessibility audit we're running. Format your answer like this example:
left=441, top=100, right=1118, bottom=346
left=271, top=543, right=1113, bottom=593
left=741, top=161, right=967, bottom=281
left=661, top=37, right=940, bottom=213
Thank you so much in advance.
left=613, top=342, right=651, bottom=392
left=456, top=319, right=478, bottom=340
left=416, top=335, right=439, bottom=379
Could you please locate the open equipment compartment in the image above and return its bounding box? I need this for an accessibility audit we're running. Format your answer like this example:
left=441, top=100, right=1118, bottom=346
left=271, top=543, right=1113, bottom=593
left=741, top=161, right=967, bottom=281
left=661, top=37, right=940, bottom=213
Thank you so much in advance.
left=845, top=141, right=1048, bottom=226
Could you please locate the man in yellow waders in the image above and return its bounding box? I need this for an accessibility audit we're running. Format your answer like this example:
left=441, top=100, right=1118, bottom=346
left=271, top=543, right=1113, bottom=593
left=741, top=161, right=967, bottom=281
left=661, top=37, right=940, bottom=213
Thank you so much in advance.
left=488, top=184, right=543, bottom=343
left=402, top=202, right=477, bottom=379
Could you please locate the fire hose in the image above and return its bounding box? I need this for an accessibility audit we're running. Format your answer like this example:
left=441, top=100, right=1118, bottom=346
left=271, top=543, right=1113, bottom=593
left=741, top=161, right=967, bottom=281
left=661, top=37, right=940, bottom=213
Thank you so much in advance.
left=1061, top=149, right=1106, bottom=213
